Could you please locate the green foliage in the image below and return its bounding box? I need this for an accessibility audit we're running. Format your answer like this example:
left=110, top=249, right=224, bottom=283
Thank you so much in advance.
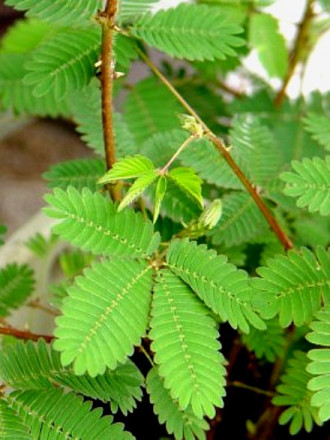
left=0, top=264, right=34, bottom=317
left=124, top=77, right=182, bottom=145
left=242, top=319, right=285, bottom=362
left=70, top=80, right=136, bottom=157
left=54, top=259, right=153, bottom=376
left=118, top=0, right=158, bottom=23
left=150, top=270, right=226, bottom=419
left=273, top=351, right=321, bottom=435
left=303, top=113, right=330, bottom=151
left=24, top=28, right=100, bottom=100
left=44, top=187, right=160, bottom=258
left=131, top=3, right=244, bottom=61
left=25, top=233, right=57, bottom=258
left=167, top=239, right=265, bottom=333
left=147, top=367, right=209, bottom=440
left=210, top=191, right=268, bottom=247
left=249, top=13, right=288, bottom=78
left=252, top=247, right=330, bottom=327
left=306, top=308, right=330, bottom=422
left=2, top=0, right=330, bottom=438
left=0, top=225, right=7, bottom=245
left=0, top=339, right=144, bottom=415
left=44, top=158, right=105, bottom=191
left=281, top=157, right=330, bottom=216
left=5, top=389, right=133, bottom=439
left=5, top=0, right=102, bottom=27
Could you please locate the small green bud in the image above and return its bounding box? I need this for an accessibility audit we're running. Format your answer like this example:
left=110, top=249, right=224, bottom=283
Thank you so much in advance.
left=178, top=114, right=204, bottom=138
left=198, top=199, right=222, bottom=230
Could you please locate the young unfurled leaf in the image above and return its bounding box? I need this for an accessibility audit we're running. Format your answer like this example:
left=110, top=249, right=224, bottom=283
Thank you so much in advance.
left=118, top=170, right=158, bottom=211
left=168, top=167, right=203, bottom=208
left=153, top=176, right=167, bottom=224
left=98, top=155, right=154, bottom=184
left=249, top=13, right=288, bottom=79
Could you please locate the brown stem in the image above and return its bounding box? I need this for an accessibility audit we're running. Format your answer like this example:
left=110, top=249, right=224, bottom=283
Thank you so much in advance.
left=138, top=49, right=293, bottom=251
left=274, top=0, right=315, bottom=108
left=0, top=326, right=54, bottom=343
left=98, top=0, right=120, bottom=200
left=27, top=298, right=59, bottom=316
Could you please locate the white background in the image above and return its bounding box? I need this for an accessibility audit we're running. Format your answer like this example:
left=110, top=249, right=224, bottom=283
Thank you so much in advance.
left=153, top=0, right=330, bottom=98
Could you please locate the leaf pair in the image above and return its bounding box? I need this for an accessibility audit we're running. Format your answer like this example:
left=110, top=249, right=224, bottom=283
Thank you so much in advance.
left=98, top=154, right=203, bottom=222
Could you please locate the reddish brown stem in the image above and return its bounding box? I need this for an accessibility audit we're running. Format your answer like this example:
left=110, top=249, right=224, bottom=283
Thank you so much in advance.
left=98, top=1, right=120, bottom=200
left=0, top=326, right=54, bottom=343
left=275, top=0, right=315, bottom=108
left=138, top=48, right=293, bottom=251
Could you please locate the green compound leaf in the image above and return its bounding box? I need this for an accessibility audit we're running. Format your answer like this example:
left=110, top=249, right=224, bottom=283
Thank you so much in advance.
left=0, top=399, right=31, bottom=440
left=303, top=112, right=330, bottom=151
left=252, top=247, right=330, bottom=328
left=5, top=0, right=102, bottom=27
left=0, top=53, right=70, bottom=117
left=281, top=157, right=330, bottom=216
left=306, top=307, right=330, bottom=422
left=70, top=80, right=136, bottom=157
left=119, top=171, right=159, bottom=211
left=24, top=28, right=100, bottom=100
left=147, top=367, right=209, bottom=440
left=131, top=3, right=244, bottom=61
left=210, top=191, right=268, bottom=247
left=44, top=187, right=160, bottom=258
left=99, top=155, right=155, bottom=184
left=0, top=264, right=34, bottom=317
left=44, top=158, right=105, bottom=191
left=249, top=13, right=288, bottom=79
left=168, top=167, right=204, bottom=208
left=273, top=351, right=321, bottom=435
left=0, top=225, right=7, bottom=246
left=123, top=77, right=182, bottom=146
left=150, top=269, right=226, bottom=419
left=242, top=318, right=285, bottom=362
left=167, top=239, right=265, bottom=333
left=54, top=259, right=153, bottom=376
left=6, top=389, right=133, bottom=439
left=0, top=339, right=144, bottom=415
left=118, top=0, right=158, bottom=23
left=153, top=176, right=167, bottom=224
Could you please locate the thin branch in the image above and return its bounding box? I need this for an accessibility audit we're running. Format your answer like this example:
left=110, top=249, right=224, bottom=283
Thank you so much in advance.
left=27, top=298, right=59, bottom=316
left=98, top=0, right=120, bottom=200
left=159, top=135, right=195, bottom=174
left=274, top=0, right=315, bottom=108
left=228, top=381, right=276, bottom=398
left=137, top=48, right=293, bottom=251
left=0, top=326, right=54, bottom=343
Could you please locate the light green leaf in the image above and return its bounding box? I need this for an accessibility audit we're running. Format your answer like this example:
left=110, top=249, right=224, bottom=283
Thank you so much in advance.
left=303, top=112, right=330, bottom=151
left=118, top=0, right=158, bottom=23
left=280, top=157, right=330, bottom=216
left=168, top=167, right=203, bottom=208
left=306, top=308, right=330, bottom=422
left=118, top=171, right=158, bottom=211
left=167, top=239, right=265, bottom=333
left=99, top=155, right=154, bottom=184
left=44, top=187, right=160, bottom=258
left=54, top=259, right=153, bottom=376
left=0, top=264, right=34, bottom=317
left=273, top=351, right=321, bottom=434
left=131, top=3, right=244, bottom=61
left=24, top=28, right=100, bottom=100
left=147, top=367, right=209, bottom=440
left=44, top=158, right=105, bottom=191
left=5, top=0, right=102, bottom=27
left=150, top=270, right=226, bottom=419
left=249, top=13, right=288, bottom=78
left=6, top=389, right=133, bottom=439
left=153, top=176, right=167, bottom=224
